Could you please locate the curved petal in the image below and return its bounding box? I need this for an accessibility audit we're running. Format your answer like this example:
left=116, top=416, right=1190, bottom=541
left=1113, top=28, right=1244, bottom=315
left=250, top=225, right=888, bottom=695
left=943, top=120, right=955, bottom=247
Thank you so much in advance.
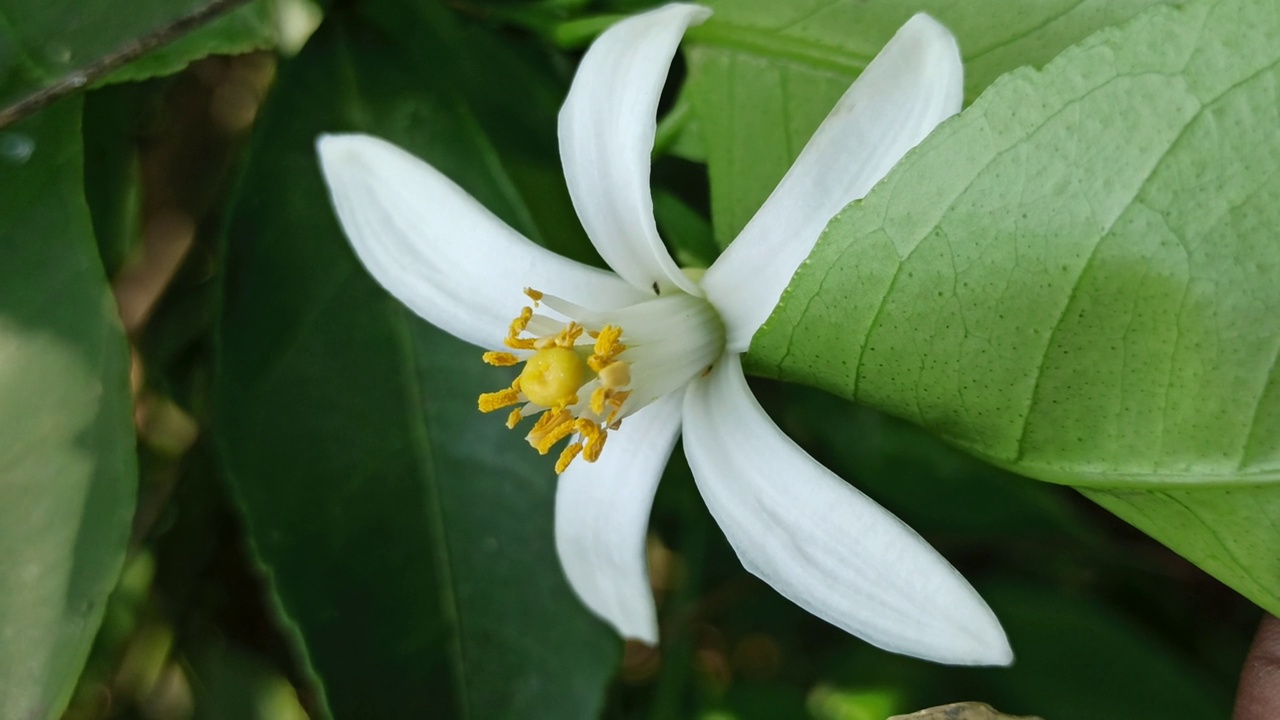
left=317, top=133, right=648, bottom=349
left=682, top=355, right=1011, bottom=665
left=559, top=3, right=710, bottom=297
left=703, top=14, right=964, bottom=351
left=555, top=392, right=684, bottom=644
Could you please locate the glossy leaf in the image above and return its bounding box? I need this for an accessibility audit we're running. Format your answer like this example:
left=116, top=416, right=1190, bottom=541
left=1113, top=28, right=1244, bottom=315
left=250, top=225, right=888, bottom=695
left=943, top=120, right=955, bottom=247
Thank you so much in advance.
left=103, top=0, right=275, bottom=85
left=682, top=0, right=1169, bottom=246
left=214, top=7, right=618, bottom=718
left=0, top=99, right=137, bottom=720
left=0, top=0, right=273, bottom=123
left=749, top=0, right=1280, bottom=613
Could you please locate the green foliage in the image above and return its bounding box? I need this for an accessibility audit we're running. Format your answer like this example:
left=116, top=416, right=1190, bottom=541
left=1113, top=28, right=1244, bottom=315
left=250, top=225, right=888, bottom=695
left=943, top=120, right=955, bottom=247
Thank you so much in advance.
left=213, top=6, right=618, bottom=717
left=750, top=0, right=1280, bottom=615
left=102, top=1, right=276, bottom=85
left=0, top=0, right=273, bottom=121
left=683, top=0, right=1170, bottom=246
left=0, top=98, right=137, bottom=720
left=1, top=0, right=1274, bottom=716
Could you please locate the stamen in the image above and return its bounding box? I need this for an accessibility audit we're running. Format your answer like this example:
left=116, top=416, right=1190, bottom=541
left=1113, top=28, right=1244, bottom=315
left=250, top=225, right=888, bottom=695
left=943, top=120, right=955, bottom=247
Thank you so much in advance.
left=584, top=431, right=607, bottom=462
left=605, top=390, right=631, bottom=425
left=505, top=407, right=523, bottom=429
left=597, top=361, right=630, bottom=389
left=530, top=410, right=577, bottom=454
left=504, top=307, right=536, bottom=350
left=555, top=442, right=583, bottom=473
left=576, top=419, right=608, bottom=463
left=524, top=287, right=544, bottom=304
left=482, top=351, right=520, bottom=367
left=478, top=384, right=521, bottom=413
left=588, top=325, right=625, bottom=371
left=590, top=386, right=608, bottom=415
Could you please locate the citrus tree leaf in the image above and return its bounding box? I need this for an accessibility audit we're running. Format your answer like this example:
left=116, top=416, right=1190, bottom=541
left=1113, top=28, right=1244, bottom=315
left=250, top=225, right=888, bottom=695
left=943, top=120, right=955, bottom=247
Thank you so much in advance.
left=748, top=0, right=1280, bottom=614
left=213, top=6, right=618, bottom=718
left=0, top=0, right=272, bottom=125
left=683, top=0, right=1171, bottom=246
left=0, top=99, right=137, bottom=720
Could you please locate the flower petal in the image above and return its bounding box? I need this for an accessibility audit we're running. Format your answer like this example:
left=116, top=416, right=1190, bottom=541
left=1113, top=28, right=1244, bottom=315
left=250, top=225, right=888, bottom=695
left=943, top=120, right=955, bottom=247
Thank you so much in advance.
left=317, top=133, right=648, bottom=349
left=682, top=355, right=1011, bottom=665
left=702, top=13, right=964, bottom=351
left=555, top=391, right=684, bottom=644
left=559, top=3, right=710, bottom=296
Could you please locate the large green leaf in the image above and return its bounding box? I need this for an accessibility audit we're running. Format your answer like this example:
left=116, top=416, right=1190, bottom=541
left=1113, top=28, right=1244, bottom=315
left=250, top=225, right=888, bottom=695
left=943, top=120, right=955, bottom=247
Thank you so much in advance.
left=749, top=0, right=1280, bottom=614
left=0, top=0, right=273, bottom=125
left=214, top=7, right=618, bottom=719
left=102, top=0, right=276, bottom=85
left=683, top=0, right=1170, bottom=246
left=0, top=99, right=137, bottom=720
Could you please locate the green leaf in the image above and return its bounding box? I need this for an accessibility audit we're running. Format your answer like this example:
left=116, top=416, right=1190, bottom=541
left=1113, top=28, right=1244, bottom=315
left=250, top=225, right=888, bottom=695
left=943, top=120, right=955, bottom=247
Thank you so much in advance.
left=0, top=0, right=272, bottom=124
left=749, top=0, right=1280, bottom=614
left=102, top=0, right=276, bottom=85
left=0, top=99, right=137, bottom=720
left=683, top=0, right=1170, bottom=246
left=214, top=7, right=618, bottom=719
left=975, top=584, right=1229, bottom=719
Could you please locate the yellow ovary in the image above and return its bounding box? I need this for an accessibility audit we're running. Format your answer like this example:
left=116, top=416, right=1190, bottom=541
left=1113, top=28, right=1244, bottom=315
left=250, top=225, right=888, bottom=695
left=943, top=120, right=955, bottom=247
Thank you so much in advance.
left=519, top=347, right=586, bottom=407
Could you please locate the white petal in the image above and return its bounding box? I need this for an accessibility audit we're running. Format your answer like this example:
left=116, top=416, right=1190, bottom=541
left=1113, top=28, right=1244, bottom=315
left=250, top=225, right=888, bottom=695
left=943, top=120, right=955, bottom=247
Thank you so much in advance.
left=682, top=355, right=1011, bottom=665
left=703, top=13, right=964, bottom=351
left=559, top=3, right=710, bottom=297
left=555, top=392, right=684, bottom=643
left=317, top=133, right=648, bottom=349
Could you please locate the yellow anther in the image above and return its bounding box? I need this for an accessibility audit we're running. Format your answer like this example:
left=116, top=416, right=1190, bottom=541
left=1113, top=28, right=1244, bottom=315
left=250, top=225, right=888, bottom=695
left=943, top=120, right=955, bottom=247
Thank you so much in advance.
left=593, top=325, right=625, bottom=360
left=605, top=390, right=631, bottom=424
left=530, top=410, right=577, bottom=454
left=519, top=347, right=586, bottom=408
left=554, top=322, right=584, bottom=348
left=478, top=385, right=522, bottom=413
left=483, top=351, right=520, bottom=367
left=524, top=287, right=544, bottom=304
left=573, top=419, right=607, bottom=462
left=555, top=442, right=583, bottom=473
left=584, top=430, right=607, bottom=462
left=590, top=386, right=608, bottom=415
left=504, top=307, right=537, bottom=350
left=506, top=407, right=523, bottom=429
left=596, top=361, right=631, bottom=389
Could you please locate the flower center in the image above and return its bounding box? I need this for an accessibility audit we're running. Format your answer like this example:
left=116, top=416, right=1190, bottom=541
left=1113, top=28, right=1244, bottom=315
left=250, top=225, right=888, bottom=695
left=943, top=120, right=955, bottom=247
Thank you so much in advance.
left=519, top=347, right=586, bottom=407
left=477, top=287, right=724, bottom=473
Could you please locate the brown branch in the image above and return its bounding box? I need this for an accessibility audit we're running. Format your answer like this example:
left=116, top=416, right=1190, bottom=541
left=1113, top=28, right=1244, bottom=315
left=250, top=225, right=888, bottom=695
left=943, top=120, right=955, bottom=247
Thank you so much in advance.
left=0, top=0, right=254, bottom=129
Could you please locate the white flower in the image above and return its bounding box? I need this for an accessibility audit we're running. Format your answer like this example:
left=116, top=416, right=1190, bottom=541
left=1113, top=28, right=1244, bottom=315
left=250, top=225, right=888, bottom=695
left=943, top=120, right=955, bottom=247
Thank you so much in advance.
left=316, top=4, right=1011, bottom=665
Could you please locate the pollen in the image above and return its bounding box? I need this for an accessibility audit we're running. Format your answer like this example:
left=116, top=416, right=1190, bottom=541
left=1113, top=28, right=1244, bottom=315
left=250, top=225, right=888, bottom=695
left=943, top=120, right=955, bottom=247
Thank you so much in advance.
left=519, top=347, right=586, bottom=407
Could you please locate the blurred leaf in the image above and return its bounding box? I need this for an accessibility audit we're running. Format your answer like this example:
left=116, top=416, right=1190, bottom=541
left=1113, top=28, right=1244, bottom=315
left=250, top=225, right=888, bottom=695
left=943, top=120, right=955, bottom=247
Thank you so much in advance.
left=815, top=582, right=1230, bottom=720
left=0, top=0, right=271, bottom=125
left=82, top=81, right=162, bottom=276
left=0, top=99, right=137, bottom=720
left=683, top=0, right=1170, bottom=246
left=750, top=0, right=1280, bottom=615
left=103, top=1, right=276, bottom=85
left=190, top=641, right=307, bottom=720
left=214, top=6, right=618, bottom=719
left=974, top=584, right=1228, bottom=719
